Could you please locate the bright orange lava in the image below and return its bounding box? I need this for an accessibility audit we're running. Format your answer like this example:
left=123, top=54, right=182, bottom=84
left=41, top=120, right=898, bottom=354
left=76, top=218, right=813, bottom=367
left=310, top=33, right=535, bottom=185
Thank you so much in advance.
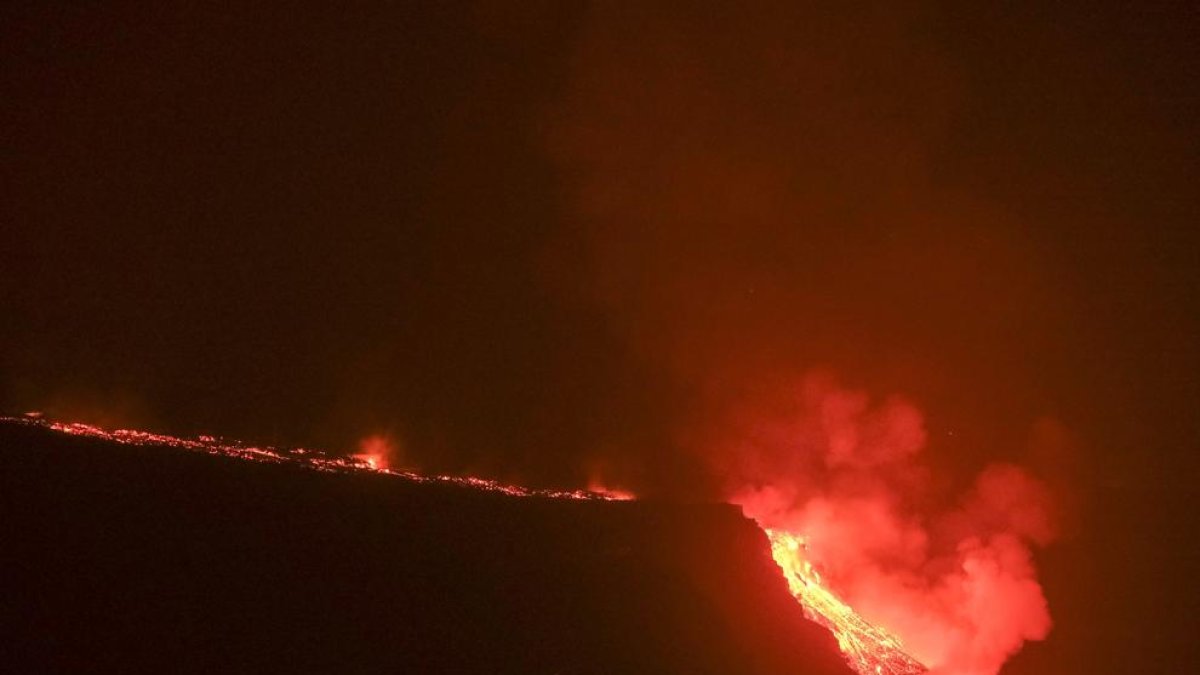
left=10, top=414, right=923, bottom=673
left=23, top=417, right=627, bottom=501
left=766, top=529, right=926, bottom=675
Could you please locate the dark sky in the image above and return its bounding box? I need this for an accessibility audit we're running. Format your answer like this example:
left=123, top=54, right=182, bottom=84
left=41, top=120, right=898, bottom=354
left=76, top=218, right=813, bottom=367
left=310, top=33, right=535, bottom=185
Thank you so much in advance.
left=2, top=2, right=1198, bottom=672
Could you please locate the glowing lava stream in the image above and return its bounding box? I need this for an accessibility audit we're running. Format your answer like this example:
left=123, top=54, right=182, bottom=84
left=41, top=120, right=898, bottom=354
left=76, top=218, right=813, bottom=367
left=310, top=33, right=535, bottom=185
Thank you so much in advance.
left=15, top=417, right=630, bottom=501
left=8, top=415, right=924, bottom=675
left=766, top=529, right=926, bottom=675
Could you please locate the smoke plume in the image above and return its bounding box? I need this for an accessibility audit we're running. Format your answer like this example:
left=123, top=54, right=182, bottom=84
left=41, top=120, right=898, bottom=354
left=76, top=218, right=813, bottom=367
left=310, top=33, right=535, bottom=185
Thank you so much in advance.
left=724, top=374, right=1055, bottom=674
left=546, top=4, right=1063, bottom=673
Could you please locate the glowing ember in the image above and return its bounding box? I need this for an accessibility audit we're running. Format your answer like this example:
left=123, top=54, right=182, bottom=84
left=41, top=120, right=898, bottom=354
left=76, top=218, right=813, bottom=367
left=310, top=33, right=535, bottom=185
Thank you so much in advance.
left=766, top=529, right=925, bottom=675
left=9, top=416, right=628, bottom=501
left=8, top=414, right=924, bottom=672
left=353, top=433, right=395, bottom=471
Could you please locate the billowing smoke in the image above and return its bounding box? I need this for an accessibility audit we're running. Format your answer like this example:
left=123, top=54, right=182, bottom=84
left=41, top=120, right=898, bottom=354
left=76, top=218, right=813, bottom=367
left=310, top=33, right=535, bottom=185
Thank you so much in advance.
left=724, top=374, right=1055, bottom=674
left=545, top=4, right=1064, bottom=673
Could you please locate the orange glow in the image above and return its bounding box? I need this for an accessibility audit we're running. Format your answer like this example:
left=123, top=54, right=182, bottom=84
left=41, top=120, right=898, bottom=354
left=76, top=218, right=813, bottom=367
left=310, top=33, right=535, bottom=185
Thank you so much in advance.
left=766, top=528, right=925, bottom=675
left=585, top=479, right=636, bottom=501
left=352, top=433, right=396, bottom=471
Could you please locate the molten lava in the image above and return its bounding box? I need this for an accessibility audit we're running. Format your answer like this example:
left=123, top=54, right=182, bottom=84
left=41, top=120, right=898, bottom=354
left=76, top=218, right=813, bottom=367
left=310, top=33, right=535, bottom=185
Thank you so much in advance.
left=767, top=529, right=926, bottom=675
left=23, top=417, right=628, bottom=501
left=10, top=414, right=925, bottom=673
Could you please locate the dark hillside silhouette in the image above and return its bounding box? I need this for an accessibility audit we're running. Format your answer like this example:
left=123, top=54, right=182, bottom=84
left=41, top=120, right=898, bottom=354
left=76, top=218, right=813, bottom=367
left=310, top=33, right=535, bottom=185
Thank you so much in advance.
left=0, top=421, right=851, bottom=674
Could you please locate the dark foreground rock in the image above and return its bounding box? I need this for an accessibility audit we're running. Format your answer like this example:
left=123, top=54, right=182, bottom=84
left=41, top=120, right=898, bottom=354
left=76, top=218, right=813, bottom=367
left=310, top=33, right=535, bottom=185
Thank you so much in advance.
left=0, top=421, right=851, bottom=674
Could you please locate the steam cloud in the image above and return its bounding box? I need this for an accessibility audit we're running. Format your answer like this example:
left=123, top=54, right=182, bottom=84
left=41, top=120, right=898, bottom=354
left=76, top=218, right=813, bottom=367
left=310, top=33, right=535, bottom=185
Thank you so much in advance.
left=725, top=374, right=1055, bottom=674
left=547, top=4, right=1062, bottom=673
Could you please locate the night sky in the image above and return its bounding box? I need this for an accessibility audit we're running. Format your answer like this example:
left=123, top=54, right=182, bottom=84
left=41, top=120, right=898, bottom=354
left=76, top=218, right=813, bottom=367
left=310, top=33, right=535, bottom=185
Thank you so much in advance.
left=3, top=2, right=1197, bottom=673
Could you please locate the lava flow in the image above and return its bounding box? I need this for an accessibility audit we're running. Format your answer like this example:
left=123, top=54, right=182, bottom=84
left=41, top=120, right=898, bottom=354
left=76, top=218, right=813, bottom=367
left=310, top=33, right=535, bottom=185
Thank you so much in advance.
left=767, top=529, right=926, bottom=675
left=8, top=414, right=923, bottom=674
left=11, top=415, right=630, bottom=501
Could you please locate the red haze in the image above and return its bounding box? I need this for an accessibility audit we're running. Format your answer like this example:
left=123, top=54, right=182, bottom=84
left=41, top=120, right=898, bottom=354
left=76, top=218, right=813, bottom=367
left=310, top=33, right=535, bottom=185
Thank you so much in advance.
left=353, top=433, right=402, bottom=471
left=724, top=375, right=1056, bottom=674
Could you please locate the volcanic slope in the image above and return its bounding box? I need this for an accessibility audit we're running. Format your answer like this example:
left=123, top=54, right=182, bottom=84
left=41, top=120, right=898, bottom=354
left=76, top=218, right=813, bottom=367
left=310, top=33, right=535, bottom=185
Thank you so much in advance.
left=0, top=420, right=853, bottom=675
